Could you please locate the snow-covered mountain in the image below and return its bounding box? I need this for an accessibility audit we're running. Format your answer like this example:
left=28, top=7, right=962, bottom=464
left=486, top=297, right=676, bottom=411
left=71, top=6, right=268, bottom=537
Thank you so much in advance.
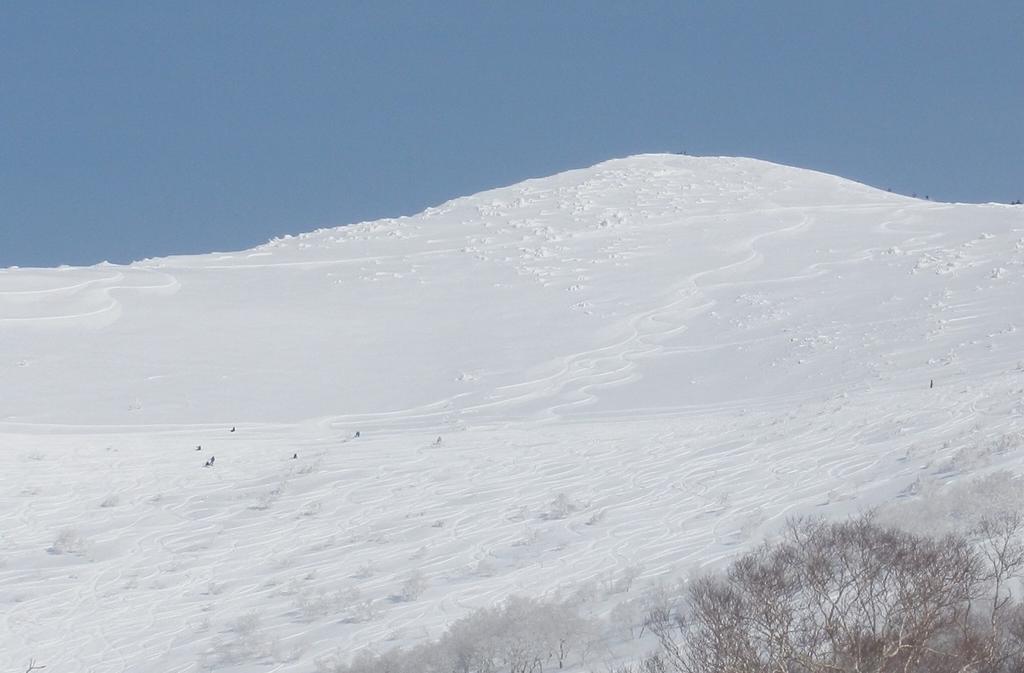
left=2, top=154, right=1023, bottom=671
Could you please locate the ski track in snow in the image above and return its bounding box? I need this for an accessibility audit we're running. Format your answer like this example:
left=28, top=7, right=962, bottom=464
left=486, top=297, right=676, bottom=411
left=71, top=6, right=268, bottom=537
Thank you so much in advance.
left=2, top=155, right=1024, bottom=671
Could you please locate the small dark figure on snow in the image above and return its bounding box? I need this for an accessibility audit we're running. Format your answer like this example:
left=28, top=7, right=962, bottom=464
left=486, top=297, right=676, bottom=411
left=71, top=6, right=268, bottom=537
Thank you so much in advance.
left=930, top=379, right=934, bottom=389
left=434, top=436, right=443, bottom=446
left=292, top=453, right=298, bottom=459
left=230, top=426, right=236, bottom=433
left=203, top=459, right=211, bottom=467
left=354, top=431, right=360, bottom=438
left=195, top=445, right=202, bottom=451
left=209, top=455, right=215, bottom=464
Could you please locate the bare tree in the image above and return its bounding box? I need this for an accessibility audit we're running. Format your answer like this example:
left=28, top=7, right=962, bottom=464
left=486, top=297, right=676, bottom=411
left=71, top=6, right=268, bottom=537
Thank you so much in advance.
left=649, top=514, right=1024, bottom=673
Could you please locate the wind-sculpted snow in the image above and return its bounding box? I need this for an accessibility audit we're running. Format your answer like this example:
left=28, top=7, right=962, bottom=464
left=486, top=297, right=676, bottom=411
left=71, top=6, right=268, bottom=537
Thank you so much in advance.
left=1, top=154, right=1023, bottom=671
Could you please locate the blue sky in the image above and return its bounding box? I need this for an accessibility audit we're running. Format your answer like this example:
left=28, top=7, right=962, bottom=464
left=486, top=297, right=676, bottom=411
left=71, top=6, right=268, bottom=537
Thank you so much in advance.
left=2, top=2, right=1021, bottom=268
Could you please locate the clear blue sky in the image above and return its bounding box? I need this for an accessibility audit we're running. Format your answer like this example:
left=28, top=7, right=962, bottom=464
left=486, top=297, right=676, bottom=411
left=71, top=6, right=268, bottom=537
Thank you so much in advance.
left=2, top=2, right=1021, bottom=268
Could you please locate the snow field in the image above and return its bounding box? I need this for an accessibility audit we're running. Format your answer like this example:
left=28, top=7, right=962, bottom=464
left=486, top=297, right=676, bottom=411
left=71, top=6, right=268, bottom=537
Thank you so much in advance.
left=1, top=154, right=1023, bottom=671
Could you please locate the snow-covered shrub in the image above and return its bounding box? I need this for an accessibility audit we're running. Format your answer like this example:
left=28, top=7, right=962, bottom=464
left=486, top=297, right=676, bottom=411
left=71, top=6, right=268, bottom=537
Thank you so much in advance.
left=345, top=598, right=379, bottom=623
left=472, top=557, right=496, bottom=577
left=48, top=528, right=87, bottom=554
left=543, top=492, right=579, bottom=520
left=881, top=470, right=1024, bottom=536
left=318, top=595, right=594, bottom=673
left=294, top=586, right=362, bottom=621
left=397, top=570, right=426, bottom=602
left=200, top=611, right=303, bottom=668
left=612, top=564, right=644, bottom=594
left=202, top=612, right=273, bottom=666
left=608, top=597, right=649, bottom=640
left=353, top=562, right=375, bottom=579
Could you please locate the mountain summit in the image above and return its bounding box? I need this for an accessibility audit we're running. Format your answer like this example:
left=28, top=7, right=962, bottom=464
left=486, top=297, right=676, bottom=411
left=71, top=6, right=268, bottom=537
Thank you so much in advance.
left=1, top=155, right=1017, bottom=427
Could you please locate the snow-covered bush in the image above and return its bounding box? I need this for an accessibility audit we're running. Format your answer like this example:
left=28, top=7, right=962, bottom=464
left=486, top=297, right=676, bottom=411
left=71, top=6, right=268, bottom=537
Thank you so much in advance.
left=880, top=469, right=1024, bottom=536
left=199, top=611, right=304, bottom=668
left=321, top=595, right=594, bottom=673
left=603, top=564, right=643, bottom=595
left=48, top=528, right=87, bottom=554
left=396, top=570, right=426, bottom=602
left=543, top=492, right=579, bottom=520
left=294, top=586, right=362, bottom=621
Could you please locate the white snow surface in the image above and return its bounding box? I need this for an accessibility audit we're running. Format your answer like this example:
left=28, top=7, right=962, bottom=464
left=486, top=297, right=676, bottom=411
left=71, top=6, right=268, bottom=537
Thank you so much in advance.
left=2, top=154, right=1024, bottom=671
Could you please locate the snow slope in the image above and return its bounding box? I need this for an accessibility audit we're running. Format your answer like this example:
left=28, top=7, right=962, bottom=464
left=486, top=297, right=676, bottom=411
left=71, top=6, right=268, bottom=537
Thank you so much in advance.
left=2, top=154, right=1024, bottom=671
